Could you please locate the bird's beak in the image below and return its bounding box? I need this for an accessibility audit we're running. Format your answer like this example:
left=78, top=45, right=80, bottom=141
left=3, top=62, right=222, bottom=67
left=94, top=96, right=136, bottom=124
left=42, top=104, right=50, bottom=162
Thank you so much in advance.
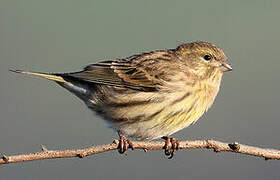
left=220, top=62, right=232, bottom=72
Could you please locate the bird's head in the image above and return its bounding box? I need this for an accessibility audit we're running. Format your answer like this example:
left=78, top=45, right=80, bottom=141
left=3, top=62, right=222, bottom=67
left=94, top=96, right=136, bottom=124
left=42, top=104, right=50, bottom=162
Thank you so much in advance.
left=175, top=41, right=232, bottom=80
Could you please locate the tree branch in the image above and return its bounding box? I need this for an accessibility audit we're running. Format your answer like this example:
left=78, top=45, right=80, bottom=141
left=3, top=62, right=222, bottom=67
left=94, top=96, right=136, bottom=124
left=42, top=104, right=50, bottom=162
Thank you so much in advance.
left=1, top=139, right=280, bottom=165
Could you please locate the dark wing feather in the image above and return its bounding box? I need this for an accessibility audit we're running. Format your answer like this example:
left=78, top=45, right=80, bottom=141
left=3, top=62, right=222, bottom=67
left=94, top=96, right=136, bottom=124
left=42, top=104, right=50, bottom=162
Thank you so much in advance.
left=62, top=59, right=160, bottom=91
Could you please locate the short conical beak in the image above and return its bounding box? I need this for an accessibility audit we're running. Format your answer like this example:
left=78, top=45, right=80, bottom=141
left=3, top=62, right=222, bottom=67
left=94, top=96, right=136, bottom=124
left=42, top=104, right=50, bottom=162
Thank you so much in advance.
left=220, top=62, right=232, bottom=72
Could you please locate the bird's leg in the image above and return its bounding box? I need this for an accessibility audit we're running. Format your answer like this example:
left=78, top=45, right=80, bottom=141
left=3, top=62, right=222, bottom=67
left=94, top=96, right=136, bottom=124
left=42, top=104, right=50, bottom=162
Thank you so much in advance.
left=162, top=136, right=179, bottom=159
left=162, top=136, right=171, bottom=156
left=118, top=131, right=134, bottom=154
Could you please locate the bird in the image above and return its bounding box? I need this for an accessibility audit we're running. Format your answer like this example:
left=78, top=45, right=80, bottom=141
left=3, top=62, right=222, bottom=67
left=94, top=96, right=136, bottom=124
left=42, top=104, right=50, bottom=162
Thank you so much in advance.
left=10, top=41, right=232, bottom=157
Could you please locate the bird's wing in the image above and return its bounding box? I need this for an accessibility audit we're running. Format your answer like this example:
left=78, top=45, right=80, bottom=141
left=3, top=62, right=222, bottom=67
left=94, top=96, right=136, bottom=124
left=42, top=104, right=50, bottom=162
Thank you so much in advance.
left=63, top=58, right=161, bottom=91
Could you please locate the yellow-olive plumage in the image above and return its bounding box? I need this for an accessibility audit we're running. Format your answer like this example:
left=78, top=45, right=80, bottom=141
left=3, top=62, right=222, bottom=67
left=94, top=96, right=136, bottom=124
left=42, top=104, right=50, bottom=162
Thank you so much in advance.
left=11, top=41, right=232, bottom=140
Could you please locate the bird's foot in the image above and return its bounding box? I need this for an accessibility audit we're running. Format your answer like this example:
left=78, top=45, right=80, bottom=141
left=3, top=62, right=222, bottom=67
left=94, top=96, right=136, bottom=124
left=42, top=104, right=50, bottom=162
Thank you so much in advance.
left=162, top=136, right=179, bottom=159
left=118, top=131, right=134, bottom=154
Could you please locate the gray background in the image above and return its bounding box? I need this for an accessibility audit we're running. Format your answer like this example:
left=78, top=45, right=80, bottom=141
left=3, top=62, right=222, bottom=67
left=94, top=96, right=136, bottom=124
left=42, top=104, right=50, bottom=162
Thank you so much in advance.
left=1, top=0, right=280, bottom=179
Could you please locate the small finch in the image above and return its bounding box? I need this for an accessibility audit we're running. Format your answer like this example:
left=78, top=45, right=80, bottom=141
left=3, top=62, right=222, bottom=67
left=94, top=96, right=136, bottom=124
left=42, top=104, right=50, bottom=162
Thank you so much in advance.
left=11, top=41, right=232, bottom=156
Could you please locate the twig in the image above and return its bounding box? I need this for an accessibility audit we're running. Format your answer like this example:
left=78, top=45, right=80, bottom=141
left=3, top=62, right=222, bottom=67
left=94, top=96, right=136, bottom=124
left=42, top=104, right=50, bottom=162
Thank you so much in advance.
left=1, top=139, right=280, bottom=165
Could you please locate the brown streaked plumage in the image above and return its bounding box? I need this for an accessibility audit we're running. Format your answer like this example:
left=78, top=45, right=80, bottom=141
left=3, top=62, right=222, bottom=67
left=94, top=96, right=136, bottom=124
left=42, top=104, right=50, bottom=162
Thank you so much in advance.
left=10, top=41, right=232, bottom=142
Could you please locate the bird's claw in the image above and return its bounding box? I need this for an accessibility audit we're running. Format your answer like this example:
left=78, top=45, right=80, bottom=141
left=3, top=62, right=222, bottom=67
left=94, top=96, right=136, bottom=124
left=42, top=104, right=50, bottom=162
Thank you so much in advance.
left=118, top=132, right=134, bottom=154
left=162, top=136, right=179, bottom=159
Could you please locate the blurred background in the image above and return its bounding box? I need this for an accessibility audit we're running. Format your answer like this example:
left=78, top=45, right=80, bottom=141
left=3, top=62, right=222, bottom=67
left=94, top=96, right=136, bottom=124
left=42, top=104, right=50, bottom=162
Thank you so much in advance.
left=1, top=0, right=280, bottom=179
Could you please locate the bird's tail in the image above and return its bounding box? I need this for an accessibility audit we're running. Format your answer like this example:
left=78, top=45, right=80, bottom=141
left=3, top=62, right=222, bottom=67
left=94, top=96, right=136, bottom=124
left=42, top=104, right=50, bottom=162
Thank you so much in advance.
left=9, top=69, right=67, bottom=83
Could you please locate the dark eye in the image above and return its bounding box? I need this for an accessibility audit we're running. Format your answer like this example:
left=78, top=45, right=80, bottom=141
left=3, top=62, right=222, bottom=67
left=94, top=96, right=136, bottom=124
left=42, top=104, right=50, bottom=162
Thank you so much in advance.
left=203, top=54, right=212, bottom=61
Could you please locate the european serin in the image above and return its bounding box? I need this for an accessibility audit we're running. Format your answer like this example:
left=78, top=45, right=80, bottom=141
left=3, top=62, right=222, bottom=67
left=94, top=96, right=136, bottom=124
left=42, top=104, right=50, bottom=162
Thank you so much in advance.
left=11, top=41, right=232, bottom=156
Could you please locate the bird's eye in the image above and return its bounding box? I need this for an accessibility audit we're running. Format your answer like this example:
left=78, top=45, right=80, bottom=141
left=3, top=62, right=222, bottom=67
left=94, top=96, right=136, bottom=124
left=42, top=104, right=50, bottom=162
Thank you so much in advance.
left=203, top=54, right=212, bottom=61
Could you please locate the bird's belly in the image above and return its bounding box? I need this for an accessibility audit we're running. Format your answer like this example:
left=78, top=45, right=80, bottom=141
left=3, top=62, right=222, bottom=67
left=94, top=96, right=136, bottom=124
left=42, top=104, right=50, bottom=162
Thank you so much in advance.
left=87, top=84, right=218, bottom=140
left=116, top=106, right=205, bottom=140
left=114, top=92, right=214, bottom=140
